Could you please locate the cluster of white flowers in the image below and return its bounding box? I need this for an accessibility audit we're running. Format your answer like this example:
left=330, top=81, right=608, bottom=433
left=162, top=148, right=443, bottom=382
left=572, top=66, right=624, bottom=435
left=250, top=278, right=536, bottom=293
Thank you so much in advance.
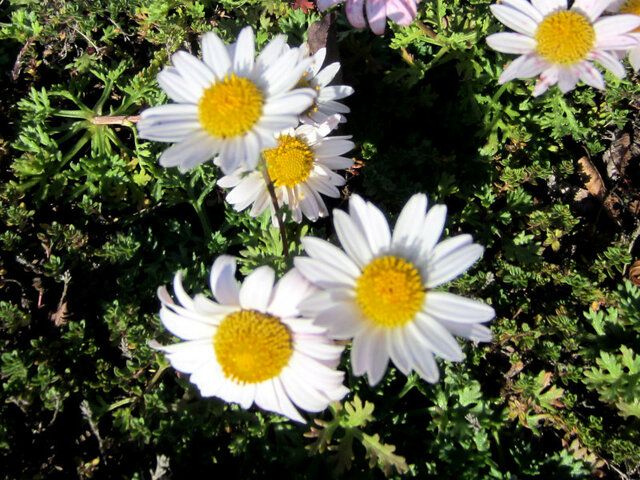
left=138, top=27, right=355, bottom=225
left=141, top=26, right=495, bottom=422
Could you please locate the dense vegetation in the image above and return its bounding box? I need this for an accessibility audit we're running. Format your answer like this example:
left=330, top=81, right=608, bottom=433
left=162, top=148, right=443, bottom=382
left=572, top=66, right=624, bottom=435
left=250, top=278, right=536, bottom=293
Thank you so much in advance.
left=1, top=0, right=639, bottom=478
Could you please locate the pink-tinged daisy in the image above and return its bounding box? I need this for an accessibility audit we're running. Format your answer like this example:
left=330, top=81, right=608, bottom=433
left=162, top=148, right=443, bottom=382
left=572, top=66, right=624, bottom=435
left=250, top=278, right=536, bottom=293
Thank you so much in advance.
left=317, top=0, right=421, bottom=35
left=486, top=0, right=640, bottom=96
left=294, top=194, right=495, bottom=386
left=218, top=115, right=354, bottom=223
left=138, top=27, right=316, bottom=174
left=293, top=45, right=355, bottom=125
left=608, top=0, right=640, bottom=70
left=153, top=256, right=349, bottom=422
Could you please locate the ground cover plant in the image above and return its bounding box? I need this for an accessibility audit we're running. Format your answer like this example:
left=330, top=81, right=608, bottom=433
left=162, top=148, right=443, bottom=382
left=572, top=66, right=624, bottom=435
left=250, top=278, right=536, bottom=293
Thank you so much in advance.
left=2, top=0, right=640, bottom=478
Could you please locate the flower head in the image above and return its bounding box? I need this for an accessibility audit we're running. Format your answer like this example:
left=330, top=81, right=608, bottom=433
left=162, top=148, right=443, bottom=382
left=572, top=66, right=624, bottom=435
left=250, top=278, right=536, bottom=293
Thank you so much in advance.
left=293, top=45, right=354, bottom=125
left=138, top=27, right=316, bottom=174
left=218, top=115, right=354, bottom=223
left=608, top=0, right=640, bottom=70
left=317, top=0, right=421, bottom=35
left=294, top=194, right=495, bottom=386
left=154, top=256, right=348, bottom=422
left=486, top=0, right=640, bottom=96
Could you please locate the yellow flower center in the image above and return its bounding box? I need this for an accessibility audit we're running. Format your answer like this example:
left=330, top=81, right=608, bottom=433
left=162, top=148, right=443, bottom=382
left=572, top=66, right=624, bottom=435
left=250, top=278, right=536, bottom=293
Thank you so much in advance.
left=198, top=74, right=264, bottom=139
left=355, top=256, right=425, bottom=328
left=620, top=0, right=640, bottom=32
left=213, top=310, right=292, bottom=384
left=265, top=135, right=315, bottom=187
left=535, top=11, right=595, bottom=64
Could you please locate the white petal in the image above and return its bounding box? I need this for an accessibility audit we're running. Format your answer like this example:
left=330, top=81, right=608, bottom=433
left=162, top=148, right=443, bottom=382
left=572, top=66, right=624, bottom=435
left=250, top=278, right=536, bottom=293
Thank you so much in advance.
left=210, top=256, right=240, bottom=306
left=424, top=291, right=496, bottom=323
left=157, top=67, right=201, bottom=103
left=279, top=367, right=332, bottom=412
left=314, top=62, right=341, bottom=87
left=201, top=32, right=232, bottom=79
left=500, top=0, right=545, bottom=21
left=158, top=131, right=218, bottom=171
left=418, top=204, right=448, bottom=256
left=557, top=66, right=579, bottom=93
left=239, top=266, right=275, bottom=311
left=490, top=4, right=538, bottom=36
left=387, top=328, right=412, bottom=374
left=532, top=0, right=567, bottom=16
left=414, top=313, right=464, bottom=361
left=486, top=32, right=537, bottom=54
left=426, top=241, right=484, bottom=288
left=438, top=320, right=494, bottom=342
left=333, top=209, right=374, bottom=268
left=498, top=54, right=548, bottom=83
left=590, top=49, right=626, bottom=78
left=532, top=66, right=559, bottom=96
left=404, top=325, right=440, bottom=382
left=595, top=14, right=640, bottom=39
left=572, top=0, right=610, bottom=22
left=392, top=193, right=427, bottom=249
left=172, top=51, right=215, bottom=89
left=158, top=339, right=214, bottom=373
left=159, top=306, right=215, bottom=340
left=294, top=257, right=358, bottom=289
left=268, top=269, right=316, bottom=318
left=312, top=302, right=368, bottom=339
left=349, top=195, right=391, bottom=257
left=233, top=26, right=256, bottom=77
left=302, top=237, right=361, bottom=278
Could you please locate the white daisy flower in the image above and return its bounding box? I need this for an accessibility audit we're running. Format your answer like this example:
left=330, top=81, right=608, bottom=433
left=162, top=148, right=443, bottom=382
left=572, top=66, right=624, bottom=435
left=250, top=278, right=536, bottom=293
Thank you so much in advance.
left=486, top=0, right=640, bottom=96
left=294, top=194, right=495, bottom=386
left=154, top=256, right=349, bottom=422
left=608, top=0, right=640, bottom=70
left=292, top=44, right=355, bottom=125
left=218, top=115, right=354, bottom=223
left=138, top=27, right=316, bottom=174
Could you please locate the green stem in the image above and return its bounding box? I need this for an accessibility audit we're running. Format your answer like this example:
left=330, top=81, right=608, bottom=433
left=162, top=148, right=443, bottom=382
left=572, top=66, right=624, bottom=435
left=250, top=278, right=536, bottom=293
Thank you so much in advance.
left=186, top=177, right=213, bottom=239
left=259, top=155, right=289, bottom=260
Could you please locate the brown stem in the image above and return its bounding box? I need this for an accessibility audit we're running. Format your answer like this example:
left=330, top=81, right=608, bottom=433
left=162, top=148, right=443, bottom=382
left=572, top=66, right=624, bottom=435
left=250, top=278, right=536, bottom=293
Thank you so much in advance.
left=91, top=115, right=141, bottom=125
left=12, top=35, right=37, bottom=82
left=259, top=156, right=289, bottom=260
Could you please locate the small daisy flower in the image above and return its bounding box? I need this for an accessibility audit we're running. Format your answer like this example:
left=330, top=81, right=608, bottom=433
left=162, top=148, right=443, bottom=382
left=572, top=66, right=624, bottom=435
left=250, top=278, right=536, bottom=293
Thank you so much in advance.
left=294, top=194, right=495, bottom=386
left=218, top=115, right=354, bottom=223
left=293, top=45, right=355, bottom=125
left=318, top=0, right=421, bottom=35
left=154, top=256, right=349, bottom=422
left=138, top=27, right=316, bottom=174
left=608, top=0, right=640, bottom=70
left=486, top=0, right=640, bottom=96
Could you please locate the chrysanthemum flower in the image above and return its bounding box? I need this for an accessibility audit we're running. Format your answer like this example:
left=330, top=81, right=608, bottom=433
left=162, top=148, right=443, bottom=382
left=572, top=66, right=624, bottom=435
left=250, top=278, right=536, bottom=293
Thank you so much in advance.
left=317, top=0, right=421, bottom=35
left=138, top=27, right=316, bottom=174
left=486, top=0, right=640, bottom=96
left=218, top=116, right=354, bottom=223
left=294, top=194, right=495, bottom=386
left=153, top=256, right=349, bottom=422
left=608, top=0, right=640, bottom=70
left=293, top=45, right=355, bottom=125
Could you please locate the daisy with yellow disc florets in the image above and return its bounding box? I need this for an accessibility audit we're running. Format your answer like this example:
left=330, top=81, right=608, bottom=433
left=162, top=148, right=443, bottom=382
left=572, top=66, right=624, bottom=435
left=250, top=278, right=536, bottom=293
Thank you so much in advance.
left=153, top=256, right=349, bottom=422
left=138, top=27, right=316, bottom=174
left=608, top=0, right=640, bottom=70
left=218, top=115, right=354, bottom=223
left=486, top=0, right=640, bottom=96
left=292, top=44, right=355, bottom=125
left=294, top=194, right=495, bottom=386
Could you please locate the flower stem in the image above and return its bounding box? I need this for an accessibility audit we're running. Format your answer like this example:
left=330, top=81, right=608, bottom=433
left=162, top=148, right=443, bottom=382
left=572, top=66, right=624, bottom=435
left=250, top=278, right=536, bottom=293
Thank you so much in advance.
left=259, top=155, right=290, bottom=260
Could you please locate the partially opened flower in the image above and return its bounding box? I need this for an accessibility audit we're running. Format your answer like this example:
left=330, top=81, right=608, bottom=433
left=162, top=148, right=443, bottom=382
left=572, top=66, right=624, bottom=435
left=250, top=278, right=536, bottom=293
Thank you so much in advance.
left=608, top=0, right=640, bottom=70
left=154, top=256, right=348, bottom=422
left=293, top=45, right=354, bottom=125
left=486, top=0, right=640, bottom=96
left=138, top=27, right=315, bottom=174
left=317, top=0, right=421, bottom=35
left=218, top=116, right=354, bottom=223
left=294, top=194, right=494, bottom=386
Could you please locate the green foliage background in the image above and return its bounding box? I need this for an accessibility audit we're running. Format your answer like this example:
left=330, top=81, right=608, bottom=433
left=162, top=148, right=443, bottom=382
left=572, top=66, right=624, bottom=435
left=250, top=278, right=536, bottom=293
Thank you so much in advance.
left=1, top=0, right=640, bottom=478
